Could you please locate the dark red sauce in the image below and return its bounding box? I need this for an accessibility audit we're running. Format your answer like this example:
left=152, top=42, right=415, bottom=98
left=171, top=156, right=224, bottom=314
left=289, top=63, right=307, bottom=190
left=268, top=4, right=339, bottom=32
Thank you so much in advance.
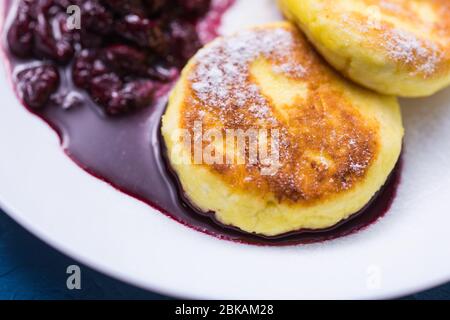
left=1, top=0, right=402, bottom=246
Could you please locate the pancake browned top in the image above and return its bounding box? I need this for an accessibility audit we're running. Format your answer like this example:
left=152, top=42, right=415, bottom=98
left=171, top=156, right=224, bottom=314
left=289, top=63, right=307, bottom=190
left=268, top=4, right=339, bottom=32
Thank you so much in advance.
left=339, top=0, right=450, bottom=78
left=179, top=24, right=380, bottom=204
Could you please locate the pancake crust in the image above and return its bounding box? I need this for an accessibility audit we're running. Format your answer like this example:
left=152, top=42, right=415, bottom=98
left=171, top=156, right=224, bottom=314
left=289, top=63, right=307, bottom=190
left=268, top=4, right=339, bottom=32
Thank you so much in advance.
left=162, top=22, right=403, bottom=236
left=279, top=0, right=450, bottom=97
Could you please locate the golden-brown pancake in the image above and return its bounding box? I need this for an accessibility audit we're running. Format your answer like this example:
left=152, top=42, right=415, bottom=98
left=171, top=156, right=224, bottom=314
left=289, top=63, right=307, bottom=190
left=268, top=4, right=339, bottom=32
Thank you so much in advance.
left=162, top=22, right=403, bottom=237
left=279, top=0, right=450, bottom=97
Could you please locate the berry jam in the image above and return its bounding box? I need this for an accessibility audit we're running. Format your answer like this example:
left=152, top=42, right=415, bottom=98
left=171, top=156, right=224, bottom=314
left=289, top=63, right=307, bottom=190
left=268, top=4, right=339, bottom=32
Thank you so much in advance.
left=1, top=0, right=401, bottom=246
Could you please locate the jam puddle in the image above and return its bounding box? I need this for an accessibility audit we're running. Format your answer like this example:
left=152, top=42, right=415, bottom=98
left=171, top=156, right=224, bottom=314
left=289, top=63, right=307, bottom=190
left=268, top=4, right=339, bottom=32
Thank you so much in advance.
left=1, top=0, right=402, bottom=246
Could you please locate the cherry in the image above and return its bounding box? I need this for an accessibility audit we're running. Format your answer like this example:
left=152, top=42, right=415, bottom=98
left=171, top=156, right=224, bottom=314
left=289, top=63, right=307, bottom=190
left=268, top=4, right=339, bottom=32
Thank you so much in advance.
left=108, top=80, right=155, bottom=115
left=72, top=49, right=107, bottom=89
left=101, top=45, right=149, bottom=76
left=81, top=0, right=113, bottom=35
left=33, top=9, right=73, bottom=62
left=114, top=14, right=165, bottom=51
left=7, top=1, right=34, bottom=58
left=89, top=73, right=122, bottom=107
left=17, top=65, right=60, bottom=109
left=89, top=75, right=155, bottom=115
left=167, top=20, right=202, bottom=65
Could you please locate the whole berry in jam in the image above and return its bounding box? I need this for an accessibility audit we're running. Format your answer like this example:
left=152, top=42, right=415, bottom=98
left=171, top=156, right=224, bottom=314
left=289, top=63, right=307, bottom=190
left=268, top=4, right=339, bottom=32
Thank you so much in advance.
left=17, top=65, right=60, bottom=109
left=101, top=45, right=149, bottom=76
left=72, top=49, right=107, bottom=89
left=108, top=80, right=155, bottom=115
left=7, top=1, right=34, bottom=58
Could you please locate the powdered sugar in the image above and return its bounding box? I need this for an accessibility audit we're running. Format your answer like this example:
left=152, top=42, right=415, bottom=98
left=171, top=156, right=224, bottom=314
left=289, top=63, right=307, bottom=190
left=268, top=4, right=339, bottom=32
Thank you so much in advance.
left=379, top=0, right=402, bottom=13
left=273, top=63, right=306, bottom=77
left=383, top=28, right=441, bottom=76
left=189, top=27, right=307, bottom=121
left=339, top=4, right=442, bottom=76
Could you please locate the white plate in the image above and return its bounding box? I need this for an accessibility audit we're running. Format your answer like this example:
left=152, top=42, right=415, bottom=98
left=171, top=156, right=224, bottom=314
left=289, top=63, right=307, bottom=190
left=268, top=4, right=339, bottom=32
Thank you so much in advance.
left=1, top=0, right=450, bottom=299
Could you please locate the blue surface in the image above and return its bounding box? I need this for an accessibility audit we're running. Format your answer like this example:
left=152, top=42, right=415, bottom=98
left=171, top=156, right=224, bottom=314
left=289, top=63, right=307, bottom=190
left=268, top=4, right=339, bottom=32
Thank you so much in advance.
left=0, top=209, right=449, bottom=300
